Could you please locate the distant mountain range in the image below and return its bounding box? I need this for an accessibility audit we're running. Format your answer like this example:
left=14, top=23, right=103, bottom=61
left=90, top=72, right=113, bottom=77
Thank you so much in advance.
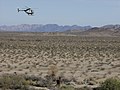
left=0, top=24, right=120, bottom=36
left=86, top=25, right=120, bottom=36
left=65, top=24, right=120, bottom=37
left=0, top=24, right=91, bottom=32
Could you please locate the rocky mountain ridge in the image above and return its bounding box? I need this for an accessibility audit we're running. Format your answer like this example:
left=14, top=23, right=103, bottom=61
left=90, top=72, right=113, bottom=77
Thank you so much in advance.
left=0, top=24, right=91, bottom=32
left=66, top=24, right=120, bottom=37
left=0, top=24, right=120, bottom=36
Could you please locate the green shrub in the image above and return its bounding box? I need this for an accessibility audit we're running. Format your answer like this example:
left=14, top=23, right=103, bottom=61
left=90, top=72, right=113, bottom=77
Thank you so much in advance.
left=100, top=78, right=120, bottom=90
left=0, top=74, right=29, bottom=90
left=60, top=85, right=75, bottom=90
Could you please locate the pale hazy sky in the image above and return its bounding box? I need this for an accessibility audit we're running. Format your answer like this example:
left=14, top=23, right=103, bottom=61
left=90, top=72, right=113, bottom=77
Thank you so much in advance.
left=0, top=0, right=120, bottom=26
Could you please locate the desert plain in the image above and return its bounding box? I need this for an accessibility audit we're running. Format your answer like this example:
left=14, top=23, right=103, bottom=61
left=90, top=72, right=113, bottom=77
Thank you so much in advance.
left=0, top=32, right=120, bottom=89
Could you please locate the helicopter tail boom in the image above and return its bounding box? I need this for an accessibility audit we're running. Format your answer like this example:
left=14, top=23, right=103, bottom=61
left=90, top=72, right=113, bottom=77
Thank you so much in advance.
left=17, top=8, right=25, bottom=12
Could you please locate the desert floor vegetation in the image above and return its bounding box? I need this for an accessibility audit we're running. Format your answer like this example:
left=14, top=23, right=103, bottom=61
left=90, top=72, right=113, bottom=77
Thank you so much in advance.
left=0, top=32, right=120, bottom=89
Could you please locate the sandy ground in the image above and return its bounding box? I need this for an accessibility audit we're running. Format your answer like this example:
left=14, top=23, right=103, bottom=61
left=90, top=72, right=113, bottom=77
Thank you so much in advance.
left=0, top=33, right=120, bottom=88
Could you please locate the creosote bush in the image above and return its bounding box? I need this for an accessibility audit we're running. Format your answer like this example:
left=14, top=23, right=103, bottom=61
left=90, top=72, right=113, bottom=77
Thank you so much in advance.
left=100, top=77, right=120, bottom=90
left=0, top=74, right=29, bottom=90
left=60, top=85, right=75, bottom=90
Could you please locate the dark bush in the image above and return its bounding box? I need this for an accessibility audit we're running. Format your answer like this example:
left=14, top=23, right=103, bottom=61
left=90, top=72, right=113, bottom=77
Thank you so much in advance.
left=0, top=74, right=29, bottom=90
left=100, top=78, right=120, bottom=90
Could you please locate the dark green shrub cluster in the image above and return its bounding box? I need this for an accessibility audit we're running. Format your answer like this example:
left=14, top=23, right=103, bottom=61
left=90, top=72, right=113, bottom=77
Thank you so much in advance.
left=60, top=85, right=75, bottom=90
left=100, top=78, right=120, bottom=90
left=0, top=74, right=29, bottom=90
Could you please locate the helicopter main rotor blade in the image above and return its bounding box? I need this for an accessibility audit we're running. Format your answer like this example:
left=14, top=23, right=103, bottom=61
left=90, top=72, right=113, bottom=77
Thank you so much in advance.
left=25, top=6, right=31, bottom=9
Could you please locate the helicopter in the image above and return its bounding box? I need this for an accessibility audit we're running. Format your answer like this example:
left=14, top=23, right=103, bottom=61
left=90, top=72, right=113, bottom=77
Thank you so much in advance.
left=17, top=6, right=34, bottom=16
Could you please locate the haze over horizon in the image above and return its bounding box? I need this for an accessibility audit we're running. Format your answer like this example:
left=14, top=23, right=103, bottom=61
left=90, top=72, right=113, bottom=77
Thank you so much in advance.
left=0, top=0, right=120, bottom=27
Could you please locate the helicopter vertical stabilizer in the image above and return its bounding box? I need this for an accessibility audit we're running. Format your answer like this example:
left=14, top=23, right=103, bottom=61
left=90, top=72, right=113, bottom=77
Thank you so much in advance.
left=17, top=8, right=20, bottom=12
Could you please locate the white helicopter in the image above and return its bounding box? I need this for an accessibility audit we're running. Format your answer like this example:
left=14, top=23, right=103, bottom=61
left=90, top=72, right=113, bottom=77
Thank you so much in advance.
left=17, top=6, right=34, bottom=16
